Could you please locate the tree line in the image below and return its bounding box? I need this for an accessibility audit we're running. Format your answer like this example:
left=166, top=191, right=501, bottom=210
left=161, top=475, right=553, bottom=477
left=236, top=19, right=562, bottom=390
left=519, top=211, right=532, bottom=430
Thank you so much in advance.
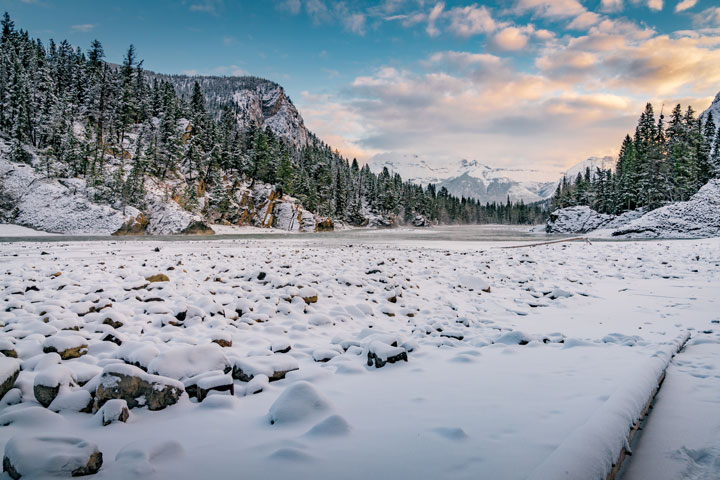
left=0, top=13, right=546, bottom=226
left=552, top=102, right=719, bottom=214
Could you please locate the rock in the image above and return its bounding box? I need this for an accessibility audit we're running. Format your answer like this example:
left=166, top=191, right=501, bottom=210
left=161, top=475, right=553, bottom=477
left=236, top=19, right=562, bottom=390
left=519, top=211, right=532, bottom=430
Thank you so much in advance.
left=96, top=399, right=130, bottom=426
left=367, top=341, right=408, bottom=368
left=316, top=218, right=334, bottom=232
left=299, top=286, right=318, bottom=304
left=145, top=274, right=169, bottom=283
left=3, top=436, right=103, bottom=478
left=412, top=214, right=430, bottom=227
left=181, top=221, right=215, bottom=235
left=613, top=179, right=720, bottom=238
left=0, top=357, right=20, bottom=401
left=212, top=338, right=232, bottom=348
left=33, top=365, right=77, bottom=408
left=184, top=371, right=234, bottom=402
left=94, top=364, right=184, bottom=411
left=42, top=335, right=88, bottom=360
left=112, top=213, right=149, bottom=236
left=231, top=354, right=299, bottom=382
left=545, top=206, right=615, bottom=234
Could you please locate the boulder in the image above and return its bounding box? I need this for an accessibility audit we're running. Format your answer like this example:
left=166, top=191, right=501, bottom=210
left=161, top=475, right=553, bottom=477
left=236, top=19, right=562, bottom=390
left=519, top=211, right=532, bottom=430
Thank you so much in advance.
left=3, top=436, right=102, bottom=478
left=112, top=213, right=149, bottom=236
left=94, top=364, right=184, bottom=411
left=545, top=206, right=614, bottom=234
left=0, top=357, right=20, bottom=401
left=184, top=371, right=234, bottom=402
left=96, top=399, right=130, bottom=426
left=42, top=335, right=88, bottom=360
left=231, top=354, right=299, bottom=382
left=316, top=218, right=334, bottom=232
left=181, top=220, right=215, bottom=235
left=367, top=341, right=408, bottom=368
left=412, top=214, right=430, bottom=227
left=33, top=365, right=77, bottom=408
left=613, top=179, right=720, bottom=238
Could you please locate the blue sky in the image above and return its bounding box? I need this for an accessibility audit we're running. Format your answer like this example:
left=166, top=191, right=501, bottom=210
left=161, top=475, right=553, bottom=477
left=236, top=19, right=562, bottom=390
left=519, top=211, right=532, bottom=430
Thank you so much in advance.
left=4, top=0, right=720, bottom=176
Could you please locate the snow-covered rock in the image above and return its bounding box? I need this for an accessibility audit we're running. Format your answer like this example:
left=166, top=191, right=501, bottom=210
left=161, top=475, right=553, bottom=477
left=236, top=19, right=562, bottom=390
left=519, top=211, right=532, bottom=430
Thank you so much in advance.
left=545, top=206, right=615, bottom=234
left=93, top=364, right=184, bottom=411
left=3, top=436, right=103, bottom=478
left=268, top=381, right=332, bottom=425
left=0, top=357, right=20, bottom=401
left=0, top=153, right=137, bottom=234
left=613, top=179, right=720, bottom=238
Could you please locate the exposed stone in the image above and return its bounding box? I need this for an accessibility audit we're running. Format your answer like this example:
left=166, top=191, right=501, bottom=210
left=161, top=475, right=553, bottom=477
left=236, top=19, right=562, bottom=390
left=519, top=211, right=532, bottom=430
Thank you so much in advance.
left=112, top=213, right=149, bottom=236
left=145, top=274, right=169, bottom=283
left=0, top=358, right=20, bottom=401
left=33, top=384, right=60, bottom=408
left=316, top=218, right=334, bottom=232
left=97, top=399, right=130, bottom=426
left=94, top=364, right=184, bottom=412
left=181, top=220, right=215, bottom=235
left=42, top=344, right=88, bottom=360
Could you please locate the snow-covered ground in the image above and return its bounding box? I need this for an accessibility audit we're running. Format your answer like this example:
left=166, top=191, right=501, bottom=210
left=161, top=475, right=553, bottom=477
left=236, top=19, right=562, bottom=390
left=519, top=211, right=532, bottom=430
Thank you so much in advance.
left=0, top=236, right=718, bottom=479
left=0, top=224, right=56, bottom=237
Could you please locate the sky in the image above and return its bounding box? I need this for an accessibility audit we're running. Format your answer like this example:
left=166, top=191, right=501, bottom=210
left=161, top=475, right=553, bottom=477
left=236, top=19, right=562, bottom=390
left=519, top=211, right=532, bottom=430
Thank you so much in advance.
left=3, top=0, right=720, bottom=177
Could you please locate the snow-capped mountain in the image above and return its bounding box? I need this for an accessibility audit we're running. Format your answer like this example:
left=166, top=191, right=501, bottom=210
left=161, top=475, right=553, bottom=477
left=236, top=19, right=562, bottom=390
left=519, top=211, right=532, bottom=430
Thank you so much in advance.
left=369, top=155, right=616, bottom=204
left=700, top=91, right=720, bottom=146
left=159, top=75, right=310, bottom=149
left=562, top=156, right=616, bottom=180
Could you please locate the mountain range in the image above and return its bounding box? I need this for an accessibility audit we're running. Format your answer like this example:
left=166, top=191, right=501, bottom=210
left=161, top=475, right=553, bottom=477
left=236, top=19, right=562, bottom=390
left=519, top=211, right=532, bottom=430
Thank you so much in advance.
left=368, top=155, right=616, bottom=205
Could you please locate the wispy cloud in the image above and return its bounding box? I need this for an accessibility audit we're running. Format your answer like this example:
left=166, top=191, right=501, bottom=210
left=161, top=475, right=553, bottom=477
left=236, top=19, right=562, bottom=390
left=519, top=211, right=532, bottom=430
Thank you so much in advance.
left=71, top=24, right=95, bottom=32
left=188, top=0, right=223, bottom=14
left=675, top=0, right=697, bottom=13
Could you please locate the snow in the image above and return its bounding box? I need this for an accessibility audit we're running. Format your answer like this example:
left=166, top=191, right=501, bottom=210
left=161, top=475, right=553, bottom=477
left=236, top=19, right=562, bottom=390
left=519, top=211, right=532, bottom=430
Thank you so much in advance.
left=0, top=224, right=56, bottom=237
left=0, top=233, right=718, bottom=478
left=622, top=334, right=720, bottom=480
left=268, top=381, right=333, bottom=425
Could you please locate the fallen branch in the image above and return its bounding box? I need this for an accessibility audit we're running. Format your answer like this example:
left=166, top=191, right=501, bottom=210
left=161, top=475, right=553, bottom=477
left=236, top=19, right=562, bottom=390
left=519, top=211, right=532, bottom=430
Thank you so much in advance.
left=500, top=237, right=586, bottom=249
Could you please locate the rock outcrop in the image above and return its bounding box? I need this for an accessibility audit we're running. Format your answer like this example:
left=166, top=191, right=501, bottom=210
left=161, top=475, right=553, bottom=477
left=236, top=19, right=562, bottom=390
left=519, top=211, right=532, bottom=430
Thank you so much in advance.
left=613, top=179, right=720, bottom=238
left=94, top=364, right=184, bottom=411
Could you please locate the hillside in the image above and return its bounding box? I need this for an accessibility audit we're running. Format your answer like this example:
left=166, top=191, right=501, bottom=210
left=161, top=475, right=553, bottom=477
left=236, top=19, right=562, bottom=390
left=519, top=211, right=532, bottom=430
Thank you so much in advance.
left=0, top=15, right=546, bottom=234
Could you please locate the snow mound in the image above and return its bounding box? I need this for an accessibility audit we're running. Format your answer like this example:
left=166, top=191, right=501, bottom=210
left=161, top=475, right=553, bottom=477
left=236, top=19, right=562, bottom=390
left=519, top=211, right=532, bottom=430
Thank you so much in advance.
left=3, top=435, right=102, bottom=478
left=268, top=381, right=333, bottom=425
left=546, top=206, right=644, bottom=234
left=613, top=180, right=720, bottom=238
left=304, top=414, right=351, bottom=437
left=147, top=344, right=229, bottom=380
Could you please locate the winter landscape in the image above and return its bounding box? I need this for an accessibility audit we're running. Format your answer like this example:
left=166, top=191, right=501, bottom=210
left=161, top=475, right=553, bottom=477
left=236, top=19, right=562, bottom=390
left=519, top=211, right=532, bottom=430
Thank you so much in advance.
left=1, top=2, right=720, bottom=480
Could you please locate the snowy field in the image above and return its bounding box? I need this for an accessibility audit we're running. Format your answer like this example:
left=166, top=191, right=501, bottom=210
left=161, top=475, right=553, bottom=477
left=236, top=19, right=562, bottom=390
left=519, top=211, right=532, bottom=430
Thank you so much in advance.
left=0, top=234, right=718, bottom=479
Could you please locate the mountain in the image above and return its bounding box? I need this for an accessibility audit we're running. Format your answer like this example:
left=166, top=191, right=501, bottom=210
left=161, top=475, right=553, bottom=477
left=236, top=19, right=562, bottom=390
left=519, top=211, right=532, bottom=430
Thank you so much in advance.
left=158, top=75, right=311, bottom=149
left=368, top=156, right=616, bottom=205
left=700, top=91, right=720, bottom=145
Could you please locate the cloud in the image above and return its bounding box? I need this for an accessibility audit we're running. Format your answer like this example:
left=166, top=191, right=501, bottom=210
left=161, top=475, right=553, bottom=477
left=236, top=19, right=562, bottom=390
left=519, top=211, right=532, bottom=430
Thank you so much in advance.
left=600, top=0, right=624, bottom=12
left=633, top=0, right=663, bottom=11
left=514, top=0, right=586, bottom=19
left=446, top=4, right=497, bottom=37
left=276, top=0, right=301, bottom=14
left=214, top=65, right=248, bottom=76
left=567, top=12, right=602, bottom=30
left=693, top=7, right=720, bottom=26
left=492, top=27, right=529, bottom=50
left=675, top=0, right=697, bottom=12
left=426, top=2, right=445, bottom=37
left=70, top=24, right=95, bottom=32
left=188, top=0, right=223, bottom=14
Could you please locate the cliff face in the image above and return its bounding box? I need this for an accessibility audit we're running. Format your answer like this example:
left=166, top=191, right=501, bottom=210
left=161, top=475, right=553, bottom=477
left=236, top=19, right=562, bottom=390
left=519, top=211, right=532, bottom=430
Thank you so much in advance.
left=160, top=75, right=311, bottom=149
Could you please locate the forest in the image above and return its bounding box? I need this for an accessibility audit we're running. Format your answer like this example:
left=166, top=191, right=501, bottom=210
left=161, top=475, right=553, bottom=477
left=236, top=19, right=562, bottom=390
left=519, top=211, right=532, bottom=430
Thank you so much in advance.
left=0, top=13, right=547, bottom=227
left=551, top=102, right=719, bottom=214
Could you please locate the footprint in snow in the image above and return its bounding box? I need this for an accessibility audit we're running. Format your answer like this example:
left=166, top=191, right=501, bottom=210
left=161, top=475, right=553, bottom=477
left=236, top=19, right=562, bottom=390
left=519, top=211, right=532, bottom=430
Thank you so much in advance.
left=432, top=427, right=469, bottom=441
